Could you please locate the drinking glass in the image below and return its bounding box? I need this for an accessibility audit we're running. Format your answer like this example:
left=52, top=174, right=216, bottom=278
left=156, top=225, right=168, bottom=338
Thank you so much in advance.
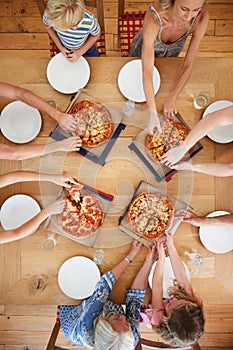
left=185, top=251, right=204, bottom=266
left=193, top=93, right=210, bottom=110
left=42, top=233, right=57, bottom=252
left=93, top=249, right=104, bottom=265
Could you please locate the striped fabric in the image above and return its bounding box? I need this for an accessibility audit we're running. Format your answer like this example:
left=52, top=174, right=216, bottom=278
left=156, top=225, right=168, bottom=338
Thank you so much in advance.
left=43, top=10, right=100, bottom=50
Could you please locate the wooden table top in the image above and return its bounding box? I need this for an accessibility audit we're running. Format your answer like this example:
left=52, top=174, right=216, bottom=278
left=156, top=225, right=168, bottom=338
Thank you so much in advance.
left=0, top=52, right=232, bottom=306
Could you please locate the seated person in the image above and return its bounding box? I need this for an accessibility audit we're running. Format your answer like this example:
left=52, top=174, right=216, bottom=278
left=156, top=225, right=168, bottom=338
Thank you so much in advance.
left=43, top=0, right=101, bottom=62
left=0, top=171, right=80, bottom=244
left=129, top=0, right=209, bottom=132
left=58, top=241, right=156, bottom=349
left=140, top=233, right=204, bottom=347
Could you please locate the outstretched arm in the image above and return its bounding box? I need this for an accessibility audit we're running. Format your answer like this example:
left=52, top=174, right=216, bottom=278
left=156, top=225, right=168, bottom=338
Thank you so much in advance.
left=131, top=244, right=156, bottom=290
left=0, top=171, right=80, bottom=189
left=160, top=106, right=233, bottom=166
left=111, top=240, right=143, bottom=280
left=163, top=10, right=209, bottom=118
left=0, top=136, right=82, bottom=160
left=151, top=241, right=165, bottom=309
left=165, top=232, right=192, bottom=296
left=0, top=82, right=76, bottom=133
left=171, top=161, right=233, bottom=177
left=0, top=199, right=65, bottom=244
left=175, top=210, right=233, bottom=227
left=141, top=13, right=162, bottom=134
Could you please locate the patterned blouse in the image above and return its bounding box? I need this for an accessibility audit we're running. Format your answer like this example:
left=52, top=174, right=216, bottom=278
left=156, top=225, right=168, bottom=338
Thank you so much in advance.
left=59, top=271, right=146, bottom=348
left=43, top=10, right=100, bottom=50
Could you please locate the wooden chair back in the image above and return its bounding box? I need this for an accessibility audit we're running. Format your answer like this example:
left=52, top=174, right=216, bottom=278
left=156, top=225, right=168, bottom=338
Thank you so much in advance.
left=118, top=0, right=146, bottom=56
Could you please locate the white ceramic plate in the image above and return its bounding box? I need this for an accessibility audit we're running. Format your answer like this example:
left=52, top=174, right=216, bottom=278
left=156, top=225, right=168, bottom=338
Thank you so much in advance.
left=0, top=101, right=42, bottom=144
left=118, top=59, right=160, bottom=102
left=0, top=194, right=41, bottom=230
left=148, top=257, right=190, bottom=298
left=202, top=100, right=233, bottom=143
left=47, top=53, right=90, bottom=94
left=199, top=211, right=233, bottom=254
left=58, top=256, right=101, bottom=299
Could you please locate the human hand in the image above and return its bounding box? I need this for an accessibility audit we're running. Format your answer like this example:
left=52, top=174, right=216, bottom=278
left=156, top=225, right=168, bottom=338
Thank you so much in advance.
left=45, top=198, right=66, bottom=216
left=127, top=240, right=143, bottom=261
left=57, top=136, right=82, bottom=152
left=58, top=114, right=77, bottom=133
left=163, top=95, right=177, bottom=118
left=66, top=49, right=82, bottom=63
left=146, top=109, right=162, bottom=134
left=175, top=209, right=202, bottom=227
left=164, top=231, right=174, bottom=250
left=145, top=243, right=157, bottom=265
left=50, top=173, right=83, bottom=189
left=60, top=46, right=72, bottom=58
left=159, top=144, right=187, bottom=167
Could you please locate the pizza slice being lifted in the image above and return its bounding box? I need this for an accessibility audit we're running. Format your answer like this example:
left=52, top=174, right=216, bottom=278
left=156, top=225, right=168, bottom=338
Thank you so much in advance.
left=57, top=184, right=104, bottom=238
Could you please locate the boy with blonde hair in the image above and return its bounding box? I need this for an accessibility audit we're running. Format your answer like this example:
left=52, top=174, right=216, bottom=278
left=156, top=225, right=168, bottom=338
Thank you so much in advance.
left=43, top=0, right=101, bottom=62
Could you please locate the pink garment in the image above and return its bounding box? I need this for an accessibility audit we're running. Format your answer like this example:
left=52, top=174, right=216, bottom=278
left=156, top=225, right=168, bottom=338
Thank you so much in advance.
left=140, top=297, right=178, bottom=329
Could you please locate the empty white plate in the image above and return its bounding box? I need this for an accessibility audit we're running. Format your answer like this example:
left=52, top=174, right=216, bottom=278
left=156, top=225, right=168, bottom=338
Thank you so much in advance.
left=148, top=256, right=190, bottom=298
left=199, top=211, right=233, bottom=254
left=118, top=59, right=160, bottom=102
left=0, top=101, right=42, bottom=144
left=47, top=53, right=90, bottom=94
left=0, top=194, right=41, bottom=230
left=202, top=100, right=233, bottom=143
left=58, top=256, right=101, bottom=299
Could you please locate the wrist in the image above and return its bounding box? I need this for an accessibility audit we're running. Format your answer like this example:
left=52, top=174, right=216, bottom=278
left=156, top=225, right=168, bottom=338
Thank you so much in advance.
left=124, top=256, right=133, bottom=264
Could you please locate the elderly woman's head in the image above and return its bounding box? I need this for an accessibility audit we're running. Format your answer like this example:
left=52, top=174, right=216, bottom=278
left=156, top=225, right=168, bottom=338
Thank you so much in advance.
left=94, top=313, right=135, bottom=350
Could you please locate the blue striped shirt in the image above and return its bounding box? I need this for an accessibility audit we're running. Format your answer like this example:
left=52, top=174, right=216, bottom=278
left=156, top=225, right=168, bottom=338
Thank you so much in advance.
left=43, top=10, right=100, bottom=50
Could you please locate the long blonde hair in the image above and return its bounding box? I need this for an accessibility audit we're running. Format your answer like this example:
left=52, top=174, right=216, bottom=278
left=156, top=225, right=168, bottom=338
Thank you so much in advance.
left=45, top=0, right=86, bottom=29
left=155, top=285, right=205, bottom=347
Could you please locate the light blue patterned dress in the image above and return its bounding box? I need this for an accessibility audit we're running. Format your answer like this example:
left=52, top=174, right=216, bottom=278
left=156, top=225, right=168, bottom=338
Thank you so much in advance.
left=59, top=271, right=145, bottom=349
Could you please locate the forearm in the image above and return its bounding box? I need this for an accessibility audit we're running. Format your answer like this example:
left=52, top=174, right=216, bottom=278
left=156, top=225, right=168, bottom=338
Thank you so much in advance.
left=151, top=260, right=164, bottom=308
left=167, top=245, right=192, bottom=294
left=192, top=163, right=233, bottom=177
left=130, top=258, right=154, bottom=290
left=0, top=171, right=63, bottom=188
left=186, top=214, right=233, bottom=226
left=183, top=113, right=221, bottom=150
left=111, top=257, right=132, bottom=281
left=76, top=33, right=100, bottom=55
left=0, top=209, right=48, bottom=244
left=169, top=62, right=192, bottom=102
left=46, top=27, right=64, bottom=51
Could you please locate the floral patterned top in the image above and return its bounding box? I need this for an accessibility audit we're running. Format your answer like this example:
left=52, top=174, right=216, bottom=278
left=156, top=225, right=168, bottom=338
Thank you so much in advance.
left=59, top=271, right=146, bottom=349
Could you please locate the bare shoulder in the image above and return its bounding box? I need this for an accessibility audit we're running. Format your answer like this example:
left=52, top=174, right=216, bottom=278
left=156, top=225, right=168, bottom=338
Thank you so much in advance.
left=193, top=8, right=209, bottom=32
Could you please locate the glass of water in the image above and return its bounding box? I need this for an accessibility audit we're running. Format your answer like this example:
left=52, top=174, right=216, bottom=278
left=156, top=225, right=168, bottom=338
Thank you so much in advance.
left=42, top=233, right=57, bottom=252
left=193, top=93, right=210, bottom=110
left=93, top=249, right=104, bottom=265
left=185, top=252, right=204, bottom=266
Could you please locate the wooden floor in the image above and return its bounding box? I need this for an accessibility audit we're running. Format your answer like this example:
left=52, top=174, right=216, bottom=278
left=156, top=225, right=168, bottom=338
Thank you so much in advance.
left=0, top=1, right=233, bottom=349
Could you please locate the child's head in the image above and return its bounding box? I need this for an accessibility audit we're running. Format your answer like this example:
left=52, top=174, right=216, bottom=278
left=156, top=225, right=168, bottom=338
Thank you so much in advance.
left=45, top=0, right=86, bottom=30
left=156, top=286, right=205, bottom=346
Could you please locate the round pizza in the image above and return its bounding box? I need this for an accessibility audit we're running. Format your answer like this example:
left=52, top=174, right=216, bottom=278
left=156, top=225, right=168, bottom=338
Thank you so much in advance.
left=127, top=192, right=174, bottom=239
left=145, top=119, right=190, bottom=163
left=57, top=185, right=104, bottom=238
left=69, top=99, right=114, bottom=147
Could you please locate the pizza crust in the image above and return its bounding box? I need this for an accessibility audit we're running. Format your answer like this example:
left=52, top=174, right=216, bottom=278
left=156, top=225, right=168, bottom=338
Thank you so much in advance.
left=127, top=191, right=174, bottom=240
